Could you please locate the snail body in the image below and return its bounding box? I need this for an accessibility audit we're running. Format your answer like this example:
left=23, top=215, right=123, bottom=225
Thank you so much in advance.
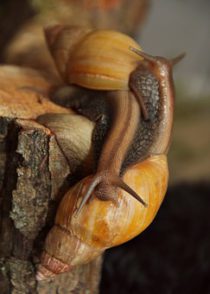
left=45, top=25, right=149, bottom=118
left=45, top=25, right=184, bottom=121
left=45, top=25, right=184, bottom=209
left=37, top=154, right=168, bottom=280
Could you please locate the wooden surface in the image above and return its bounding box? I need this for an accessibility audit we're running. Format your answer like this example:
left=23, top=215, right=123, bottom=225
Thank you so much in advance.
left=0, top=65, right=102, bottom=293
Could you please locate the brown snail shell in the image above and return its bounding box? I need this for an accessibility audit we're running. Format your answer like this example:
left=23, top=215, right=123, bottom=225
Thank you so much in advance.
left=37, top=154, right=168, bottom=280
left=45, top=25, right=143, bottom=90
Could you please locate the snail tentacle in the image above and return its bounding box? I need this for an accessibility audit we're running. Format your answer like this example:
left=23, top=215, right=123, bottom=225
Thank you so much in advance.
left=113, top=176, right=147, bottom=207
left=76, top=175, right=102, bottom=214
left=76, top=172, right=147, bottom=215
left=170, top=52, right=186, bottom=66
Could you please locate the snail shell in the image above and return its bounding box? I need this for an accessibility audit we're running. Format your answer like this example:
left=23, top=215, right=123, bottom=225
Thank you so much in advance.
left=37, top=113, right=94, bottom=173
left=45, top=25, right=142, bottom=90
left=37, top=154, right=168, bottom=280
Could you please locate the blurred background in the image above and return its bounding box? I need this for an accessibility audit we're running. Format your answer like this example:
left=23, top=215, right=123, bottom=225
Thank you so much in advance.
left=140, top=0, right=210, bottom=184
left=0, top=0, right=209, bottom=293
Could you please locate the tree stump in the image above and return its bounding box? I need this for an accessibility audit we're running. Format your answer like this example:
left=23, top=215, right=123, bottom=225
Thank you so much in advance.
left=0, top=66, right=102, bottom=293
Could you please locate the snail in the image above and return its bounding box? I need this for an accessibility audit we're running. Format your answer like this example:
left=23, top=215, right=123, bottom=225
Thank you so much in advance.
left=44, top=25, right=185, bottom=210
left=37, top=154, right=168, bottom=280
left=36, top=26, right=185, bottom=279
left=44, top=25, right=149, bottom=118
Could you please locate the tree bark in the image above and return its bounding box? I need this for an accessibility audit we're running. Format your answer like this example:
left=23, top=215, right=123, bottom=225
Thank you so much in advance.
left=0, top=66, right=102, bottom=293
